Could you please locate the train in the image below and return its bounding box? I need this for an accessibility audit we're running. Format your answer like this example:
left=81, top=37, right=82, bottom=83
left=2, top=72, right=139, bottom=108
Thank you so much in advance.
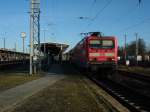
left=69, top=32, right=118, bottom=73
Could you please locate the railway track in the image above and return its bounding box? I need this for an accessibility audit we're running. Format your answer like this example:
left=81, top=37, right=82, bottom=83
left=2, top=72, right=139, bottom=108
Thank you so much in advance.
left=89, top=73, right=150, bottom=112
left=74, top=64, right=150, bottom=112
left=117, top=70, right=150, bottom=83
left=116, top=70, right=150, bottom=98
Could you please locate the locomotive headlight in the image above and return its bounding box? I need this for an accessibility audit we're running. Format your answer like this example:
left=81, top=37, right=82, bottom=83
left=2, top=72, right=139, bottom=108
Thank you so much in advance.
left=111, top=58, right=115, bottom=61
left=105, top=53, right=115, bottom=57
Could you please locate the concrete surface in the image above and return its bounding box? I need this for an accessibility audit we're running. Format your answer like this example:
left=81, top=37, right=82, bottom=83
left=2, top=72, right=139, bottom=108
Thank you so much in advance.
left=0, top=64, right=65, bottom=112
left=12, top=64, right=130, bottom=112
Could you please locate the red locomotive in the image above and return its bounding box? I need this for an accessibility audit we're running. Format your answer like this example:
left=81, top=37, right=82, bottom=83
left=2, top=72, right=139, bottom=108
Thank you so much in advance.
left=70, top=32, right=118, bottom=72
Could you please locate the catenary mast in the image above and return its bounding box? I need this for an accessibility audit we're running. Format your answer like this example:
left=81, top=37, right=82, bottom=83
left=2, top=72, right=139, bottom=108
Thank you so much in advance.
left=29, top=0, right=40, bottom=75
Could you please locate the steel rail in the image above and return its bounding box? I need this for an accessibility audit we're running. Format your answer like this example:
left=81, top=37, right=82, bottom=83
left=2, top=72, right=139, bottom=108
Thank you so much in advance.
left=88, top=75, right=150, bottom=112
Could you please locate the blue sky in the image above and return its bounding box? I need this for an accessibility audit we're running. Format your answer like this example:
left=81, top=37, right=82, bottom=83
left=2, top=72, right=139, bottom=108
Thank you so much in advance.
left=0, top=0, right=150, bottom=52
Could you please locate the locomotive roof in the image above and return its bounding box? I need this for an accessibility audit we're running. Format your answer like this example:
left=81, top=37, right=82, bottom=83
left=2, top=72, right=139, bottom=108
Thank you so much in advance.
left=81, top=32, right=116, bottom=40
left=81, top=32, right=101, bottom=37
left=85, top=35, right=116, bottom=39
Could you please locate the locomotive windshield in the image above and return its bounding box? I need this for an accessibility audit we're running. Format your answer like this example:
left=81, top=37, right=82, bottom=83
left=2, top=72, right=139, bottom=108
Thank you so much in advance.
left=89, top=40, right=114, bottom=48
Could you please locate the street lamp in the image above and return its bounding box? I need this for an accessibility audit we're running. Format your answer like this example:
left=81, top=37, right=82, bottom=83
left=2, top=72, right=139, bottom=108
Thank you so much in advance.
left=1, top=32, right=6, bottom=50
left=21, top=32, right=26, bottom=53
left=0, top=38, right=6, bottom=50
left=41, top=29, right=48, bottom=54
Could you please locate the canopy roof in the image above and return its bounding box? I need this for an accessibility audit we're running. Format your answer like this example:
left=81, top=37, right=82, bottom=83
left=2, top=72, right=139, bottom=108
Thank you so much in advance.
left=40, top=42, right=69, bottom=55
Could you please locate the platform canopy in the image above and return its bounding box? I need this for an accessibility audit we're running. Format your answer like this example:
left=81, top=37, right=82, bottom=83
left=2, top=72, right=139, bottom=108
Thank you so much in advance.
left=40, top=42, right=69, bottom=55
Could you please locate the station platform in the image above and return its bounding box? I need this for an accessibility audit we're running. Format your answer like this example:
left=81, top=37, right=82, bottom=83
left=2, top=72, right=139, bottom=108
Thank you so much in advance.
left=0, top=64, right=129, bottom=112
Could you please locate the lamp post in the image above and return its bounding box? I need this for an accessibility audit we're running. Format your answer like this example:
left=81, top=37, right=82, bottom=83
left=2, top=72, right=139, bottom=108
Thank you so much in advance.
left=135, top=33, right=139, bottom=65
left=1, top=32, right=6, bottom=50
left=124, top=34, right=127, bottom=61
left=21, top=32, right=26, bottom=53
left=3, top=37, right=5, bottom=49
left=41, top=29, right=48, bottom=55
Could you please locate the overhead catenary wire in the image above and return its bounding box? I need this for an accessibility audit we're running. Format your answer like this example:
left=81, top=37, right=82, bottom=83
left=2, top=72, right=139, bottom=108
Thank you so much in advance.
left=86, top=0, right=142, bottom=28
left=86, top=0, right=112, bottom=28
left=121, top=17, right=150, bottom=32
left=120, top=0, right=145, bottom=31
left=115, top=5, right=138, bottom=23
left=88, top=0, right=143, bottom=32
left=90, top=0, right=97, bottom=11
left=113, top=0, right=149, bottom=37
left=78, top=0, right=97, bottom=21
left=45, top=0, right=59, bottom=42
left=115, top=0, right=142, bottom=23
left=92, top=0, right=112, bottom=21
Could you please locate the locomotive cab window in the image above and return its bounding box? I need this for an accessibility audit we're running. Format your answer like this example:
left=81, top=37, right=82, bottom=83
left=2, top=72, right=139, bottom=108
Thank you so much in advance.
left=89, top=40, right=114, bottom=48
left=89, top=40, right=101, bottom=48
left=102, top=40, right=114, bottom=48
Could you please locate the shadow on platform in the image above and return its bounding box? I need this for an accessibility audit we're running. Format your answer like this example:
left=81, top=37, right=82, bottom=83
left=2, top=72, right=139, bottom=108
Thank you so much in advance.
left=48, top=62, right=81, bottom=76
left=0, top=64, right=29, bottom=74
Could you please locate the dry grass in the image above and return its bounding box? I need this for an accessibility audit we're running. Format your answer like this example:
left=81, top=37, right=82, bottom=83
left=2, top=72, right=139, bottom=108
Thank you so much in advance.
left=0, top=73, right=41, bottom=92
